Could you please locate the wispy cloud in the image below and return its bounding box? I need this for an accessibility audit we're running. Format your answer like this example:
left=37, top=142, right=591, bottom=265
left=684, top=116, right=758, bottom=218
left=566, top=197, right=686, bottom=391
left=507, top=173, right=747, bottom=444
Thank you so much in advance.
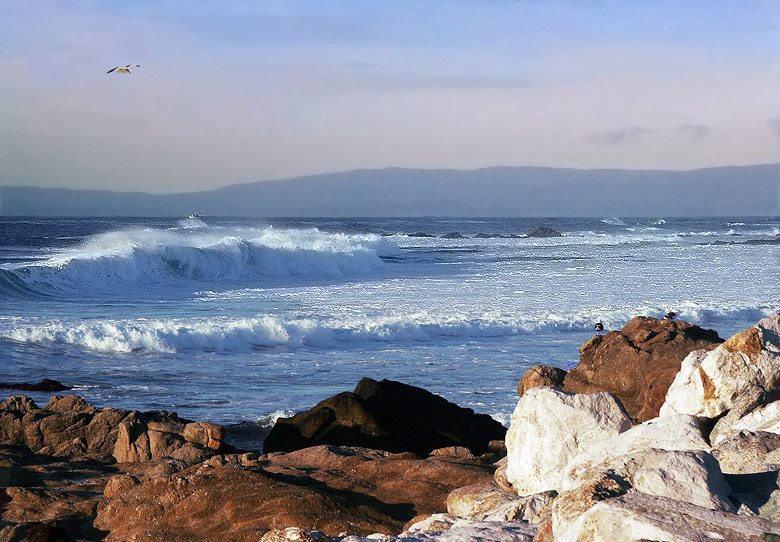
left=675, top=124, right=710, bottom=140
left=585, top=126, right=654, bottom=146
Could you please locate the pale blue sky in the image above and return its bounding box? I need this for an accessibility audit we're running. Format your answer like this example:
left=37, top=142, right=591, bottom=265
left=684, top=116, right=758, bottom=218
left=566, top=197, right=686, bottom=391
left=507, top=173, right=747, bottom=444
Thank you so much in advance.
left=2, top=0, right=779, bottom=192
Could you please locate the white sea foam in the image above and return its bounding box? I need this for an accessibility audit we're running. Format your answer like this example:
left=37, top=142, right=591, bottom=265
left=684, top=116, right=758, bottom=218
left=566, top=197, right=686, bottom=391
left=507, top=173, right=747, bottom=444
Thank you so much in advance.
left=4, top=225, right=397, bottom=297
left=4, top=304, right=774, bottom=354
left=600, top=218, right=628, bottom=226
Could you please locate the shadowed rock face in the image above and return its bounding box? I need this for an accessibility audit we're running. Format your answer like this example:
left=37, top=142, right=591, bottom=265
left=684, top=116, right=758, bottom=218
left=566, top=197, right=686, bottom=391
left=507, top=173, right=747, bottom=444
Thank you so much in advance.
left=263, top=378, right=506, bottom=456
left=564, top=317, right=723, bottom=422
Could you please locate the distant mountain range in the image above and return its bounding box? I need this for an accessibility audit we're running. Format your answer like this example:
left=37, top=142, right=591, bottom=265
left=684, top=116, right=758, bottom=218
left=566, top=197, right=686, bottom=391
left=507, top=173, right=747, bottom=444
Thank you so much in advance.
left=2, top=164, right=778, bottom=217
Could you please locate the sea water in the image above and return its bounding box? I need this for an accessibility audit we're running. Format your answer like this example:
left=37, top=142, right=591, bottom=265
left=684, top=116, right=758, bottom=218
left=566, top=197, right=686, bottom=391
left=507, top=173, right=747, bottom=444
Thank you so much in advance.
left=1, top=216, right=779, bottom=447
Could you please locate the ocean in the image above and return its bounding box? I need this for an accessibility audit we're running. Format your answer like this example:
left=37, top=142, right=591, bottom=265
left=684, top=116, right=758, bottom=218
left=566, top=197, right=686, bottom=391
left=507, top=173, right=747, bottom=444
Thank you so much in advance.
left=1, top=216, right=779, bottom=449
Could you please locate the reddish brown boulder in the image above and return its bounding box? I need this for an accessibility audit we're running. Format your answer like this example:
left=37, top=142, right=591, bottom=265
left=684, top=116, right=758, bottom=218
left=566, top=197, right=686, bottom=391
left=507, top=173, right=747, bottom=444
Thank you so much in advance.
left=564, top=316, right=723, bottom=422
left=264, top=378, right=506, bottom=456
left=95, top=445, right=496, bottom=541
left=517, top=366, right=567, bottom=397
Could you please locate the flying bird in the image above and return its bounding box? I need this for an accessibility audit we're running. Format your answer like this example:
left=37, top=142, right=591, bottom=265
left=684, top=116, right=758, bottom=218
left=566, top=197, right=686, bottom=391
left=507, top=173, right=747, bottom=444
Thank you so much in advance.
left=107, top=64, right=140, bottom=74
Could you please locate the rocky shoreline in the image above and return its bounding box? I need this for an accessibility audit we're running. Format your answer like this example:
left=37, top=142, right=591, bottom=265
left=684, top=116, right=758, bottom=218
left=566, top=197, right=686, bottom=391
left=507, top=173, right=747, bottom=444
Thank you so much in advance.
left=3, top=314, right=780, bottom=541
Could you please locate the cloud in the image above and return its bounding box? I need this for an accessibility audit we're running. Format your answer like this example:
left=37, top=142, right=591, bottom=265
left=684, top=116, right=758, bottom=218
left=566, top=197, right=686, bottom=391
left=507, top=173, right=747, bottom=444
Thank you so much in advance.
left=585, top=126, right=654, bottom=146
left=675, top=124, right=710, bottom=140
left=769, top=117, right=780, bottom=138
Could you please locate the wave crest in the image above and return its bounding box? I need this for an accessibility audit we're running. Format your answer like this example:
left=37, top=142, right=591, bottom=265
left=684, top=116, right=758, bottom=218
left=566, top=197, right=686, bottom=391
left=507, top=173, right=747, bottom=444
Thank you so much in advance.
left=1, top=225, right=397, bottom=298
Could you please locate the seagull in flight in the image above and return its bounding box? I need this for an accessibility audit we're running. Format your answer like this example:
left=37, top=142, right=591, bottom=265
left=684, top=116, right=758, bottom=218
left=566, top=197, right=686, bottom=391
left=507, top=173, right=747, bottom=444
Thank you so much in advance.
left=107, top=64, right=140, bottom=74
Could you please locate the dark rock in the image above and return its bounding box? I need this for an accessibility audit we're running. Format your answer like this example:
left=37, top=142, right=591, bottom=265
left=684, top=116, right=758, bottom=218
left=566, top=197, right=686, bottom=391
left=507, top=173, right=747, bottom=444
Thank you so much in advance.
left=263, top=378, right=507, bottom=456
left=0, top=380, right=71, bottom=392
left=441, top=232, right=464, bottom=239
left=527, top=227, right=563, bottom=238
left=473, top=233, right=506, bottom=239
left=517, top=366, right=567, bottom=397
left=564, top=316, right=723, bottom=422
left=407, top=232, right=434, bottom=238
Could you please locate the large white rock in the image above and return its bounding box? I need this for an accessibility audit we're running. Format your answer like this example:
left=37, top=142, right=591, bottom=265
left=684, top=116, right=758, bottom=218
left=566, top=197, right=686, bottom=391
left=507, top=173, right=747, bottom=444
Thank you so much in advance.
left=555, top=492, right=779, bottom=542
left=564, top=447, right=734, bottom=512
left=562, top=413, right=710, bottom=479
left=661, top=314, right=780, bottom=419
left=505, top=387, right=631, bottom=495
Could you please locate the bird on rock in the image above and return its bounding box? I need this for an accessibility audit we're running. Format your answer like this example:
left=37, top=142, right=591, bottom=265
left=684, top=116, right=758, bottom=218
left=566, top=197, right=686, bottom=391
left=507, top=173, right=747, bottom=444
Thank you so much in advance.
left=594, top=321, right=604, bottom=335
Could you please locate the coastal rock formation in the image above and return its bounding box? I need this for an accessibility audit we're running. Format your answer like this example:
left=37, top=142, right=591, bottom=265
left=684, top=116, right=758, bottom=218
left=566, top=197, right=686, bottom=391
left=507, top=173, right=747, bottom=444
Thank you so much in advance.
left=526, top=226, right=562, bottom=238
left=505, top=387, right=631, bottom=495
left=263, top=378, right=506, bottom=456
left=516, top=366, right=566, bottom=397
left=95, top=445, right=495, bottom=540
left=565, top=316, right=723, bottom=422
left=0, top=395, right=226, bottom=463
left=661, top=314, right=780, bottom=420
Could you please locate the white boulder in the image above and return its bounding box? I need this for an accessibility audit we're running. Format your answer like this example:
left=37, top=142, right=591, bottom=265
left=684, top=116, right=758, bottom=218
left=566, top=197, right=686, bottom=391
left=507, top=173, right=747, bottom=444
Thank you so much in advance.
left=661, top=314, right=780, bottom=419
left=505, top=387, right=631, bottom=495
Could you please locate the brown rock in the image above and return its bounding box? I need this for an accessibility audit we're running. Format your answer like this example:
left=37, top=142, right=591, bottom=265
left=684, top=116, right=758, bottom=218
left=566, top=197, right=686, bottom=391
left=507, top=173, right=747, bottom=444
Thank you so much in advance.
left=517, top=366, right=566, bottom=397
left=96, top=445, right=495, bottom=540
left=0, top=396, right=225, bottom=464
left=264, top=378, right=506, bottom=456
left=564, top=316, right=723, bottom=422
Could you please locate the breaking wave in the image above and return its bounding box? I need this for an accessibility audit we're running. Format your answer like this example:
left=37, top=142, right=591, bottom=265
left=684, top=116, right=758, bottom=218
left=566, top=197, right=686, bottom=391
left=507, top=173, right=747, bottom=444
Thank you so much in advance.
left=0, top=224, right=397, bottom=299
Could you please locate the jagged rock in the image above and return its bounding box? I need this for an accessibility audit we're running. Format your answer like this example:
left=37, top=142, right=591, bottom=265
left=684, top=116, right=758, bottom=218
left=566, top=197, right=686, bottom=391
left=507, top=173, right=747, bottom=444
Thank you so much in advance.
left=565, top=316, right=723, bottom=422
left=526, top=227, right=562, bottom=238
left=441, top=232, right=464, bottom=239
left=505, top=387, right=631, bottom=495
left=0, top=395, right=225, bottom=463
left=516, top=366, right=566, bottom=397
left=554, top=491, right=780, bottom=542
left=264, top=378, right=506, bottom=456
left=661, top=314, right=780, bottom=420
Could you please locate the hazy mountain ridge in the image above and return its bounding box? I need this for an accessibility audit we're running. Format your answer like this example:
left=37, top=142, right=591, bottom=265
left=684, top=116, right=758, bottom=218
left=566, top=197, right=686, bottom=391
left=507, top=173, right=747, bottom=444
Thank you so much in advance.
left=2, top=164, right=778, bottom=217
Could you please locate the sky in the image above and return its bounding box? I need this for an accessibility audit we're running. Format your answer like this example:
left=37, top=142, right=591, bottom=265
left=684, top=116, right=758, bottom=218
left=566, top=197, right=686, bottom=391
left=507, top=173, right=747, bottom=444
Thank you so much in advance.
left=1, top=0, right=780, bottom=193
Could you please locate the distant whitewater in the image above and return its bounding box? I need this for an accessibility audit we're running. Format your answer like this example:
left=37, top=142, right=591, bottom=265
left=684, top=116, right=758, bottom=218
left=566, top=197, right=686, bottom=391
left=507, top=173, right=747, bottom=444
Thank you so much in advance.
left=1, top=216, right=779, bottom=426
